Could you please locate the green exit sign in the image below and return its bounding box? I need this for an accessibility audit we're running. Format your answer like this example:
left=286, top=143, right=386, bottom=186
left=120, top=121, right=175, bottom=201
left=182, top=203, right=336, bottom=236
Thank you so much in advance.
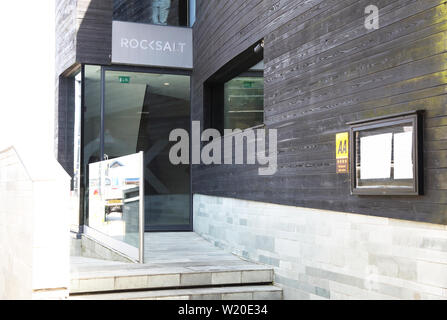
left=243, top=81, right=253, bottom=88
left=119, top=76, right=130, bottom=84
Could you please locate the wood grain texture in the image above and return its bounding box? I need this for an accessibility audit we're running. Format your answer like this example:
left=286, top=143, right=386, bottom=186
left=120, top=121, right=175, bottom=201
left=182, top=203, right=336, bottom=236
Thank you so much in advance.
left=76, top=0, right=113, bottom=65
left=56, top=0, right=112, bottom=76
left=192, top=0, right=447, bottom=224
left=55, top=0, right=78, bottom=174
left=55, top=0, right=112, bottom=173
left=54, top=0, right=447, bottom=223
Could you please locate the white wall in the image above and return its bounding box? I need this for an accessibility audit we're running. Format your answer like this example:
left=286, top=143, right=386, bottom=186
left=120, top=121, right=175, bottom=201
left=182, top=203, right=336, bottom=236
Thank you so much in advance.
left=0, top=1, right=55, bottom=156
left=0, top=148, right=34, bottom=299
left=0, top=147, right=71, bottom=299
left=0, top=1, right=72, bottom=299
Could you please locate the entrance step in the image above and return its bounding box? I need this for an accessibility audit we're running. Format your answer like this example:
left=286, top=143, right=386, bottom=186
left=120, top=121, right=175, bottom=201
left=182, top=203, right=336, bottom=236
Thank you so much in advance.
left=70, top=262, right=274, bottom=294
left=69, top=285, right=282, bottom=300
left=70, top=233, right=283, bottom=300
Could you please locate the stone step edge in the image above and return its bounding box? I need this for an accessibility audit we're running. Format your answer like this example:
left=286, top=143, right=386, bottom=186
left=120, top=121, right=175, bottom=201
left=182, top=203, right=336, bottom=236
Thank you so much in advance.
left=69, top=285, right=283, bottom=300
left=71, top=266, right=274, bottom=280
left=70, top=269, right=274, bottom=294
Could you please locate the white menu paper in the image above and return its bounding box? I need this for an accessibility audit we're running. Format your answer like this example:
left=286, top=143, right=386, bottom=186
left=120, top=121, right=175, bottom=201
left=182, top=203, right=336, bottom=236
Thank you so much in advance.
left=393, top=131, right=413, bottom=179
left=360, top=133, right=393, bottom=180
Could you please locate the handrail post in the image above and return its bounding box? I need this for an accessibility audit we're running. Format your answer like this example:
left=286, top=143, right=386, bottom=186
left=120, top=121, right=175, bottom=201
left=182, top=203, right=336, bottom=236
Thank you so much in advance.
left=139, top=151, right=145, bottom=263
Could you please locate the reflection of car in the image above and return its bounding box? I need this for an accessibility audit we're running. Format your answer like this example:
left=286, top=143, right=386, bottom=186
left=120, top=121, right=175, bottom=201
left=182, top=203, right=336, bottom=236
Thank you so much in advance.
left=101, top=158, right=140, bottom=216
left=104, top=178, right=140, bottom=216
left=105, top=199, right=123, bottom=215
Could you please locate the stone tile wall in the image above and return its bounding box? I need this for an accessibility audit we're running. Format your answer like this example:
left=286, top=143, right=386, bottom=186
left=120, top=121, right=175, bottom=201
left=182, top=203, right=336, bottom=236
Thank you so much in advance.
left=194, top=194, right=447, bottom=300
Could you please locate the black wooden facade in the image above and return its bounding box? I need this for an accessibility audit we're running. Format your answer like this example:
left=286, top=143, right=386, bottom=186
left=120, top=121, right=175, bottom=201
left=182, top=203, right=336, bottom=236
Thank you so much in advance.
left=55, top=0, right=447, bottom=224
left=191, top=0, right=447, bottom=224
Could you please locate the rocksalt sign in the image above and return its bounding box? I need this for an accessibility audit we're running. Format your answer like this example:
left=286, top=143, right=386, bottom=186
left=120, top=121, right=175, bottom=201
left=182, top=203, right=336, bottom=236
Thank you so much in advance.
left=112, top=21, right=193, bottom=69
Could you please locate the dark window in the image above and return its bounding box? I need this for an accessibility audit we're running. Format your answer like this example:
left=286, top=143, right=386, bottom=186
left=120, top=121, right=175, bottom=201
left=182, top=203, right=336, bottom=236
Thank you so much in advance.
left=204, top=41, right=264, bottom=133
left=224, top=62, right=264, bottom=130
left=82, top=65, right=102, bottom=226
left=113, top=0, right=189, bottom=27
left=102, top=70, right=191, bottom=231
left=189, top=0, right=196, bottom=26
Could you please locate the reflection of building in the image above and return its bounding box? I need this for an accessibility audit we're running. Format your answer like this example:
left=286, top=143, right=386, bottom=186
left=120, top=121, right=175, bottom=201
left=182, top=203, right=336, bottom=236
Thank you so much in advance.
left=45, top=0, right=447, bottom=300
left=152, top=0, right=171, bottom=25
left=113, top=0, right=186, bottom=26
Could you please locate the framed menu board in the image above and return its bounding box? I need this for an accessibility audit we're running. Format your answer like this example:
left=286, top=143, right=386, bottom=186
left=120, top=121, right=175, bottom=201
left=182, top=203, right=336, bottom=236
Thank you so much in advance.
left=348, top=111, right=423, bottom=196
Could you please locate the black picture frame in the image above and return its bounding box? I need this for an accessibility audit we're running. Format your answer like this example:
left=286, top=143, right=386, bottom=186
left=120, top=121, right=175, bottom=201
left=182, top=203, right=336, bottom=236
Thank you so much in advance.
left=347, top=111, right=424, bottom=196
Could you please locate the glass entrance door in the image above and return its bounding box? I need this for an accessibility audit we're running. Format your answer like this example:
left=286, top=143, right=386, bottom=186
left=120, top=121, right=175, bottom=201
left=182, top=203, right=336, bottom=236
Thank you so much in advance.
left=102, top=69, right=191, bottom=231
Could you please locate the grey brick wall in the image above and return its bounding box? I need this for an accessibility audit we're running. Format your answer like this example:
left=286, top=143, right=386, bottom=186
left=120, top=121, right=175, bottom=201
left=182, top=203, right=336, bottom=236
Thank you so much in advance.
left=193, top=194, right=447, bottom=300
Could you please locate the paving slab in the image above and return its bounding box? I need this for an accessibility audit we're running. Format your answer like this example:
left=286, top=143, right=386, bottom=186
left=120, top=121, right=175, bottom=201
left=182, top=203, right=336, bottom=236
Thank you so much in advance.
left=70, top=232, right=275, bottom=294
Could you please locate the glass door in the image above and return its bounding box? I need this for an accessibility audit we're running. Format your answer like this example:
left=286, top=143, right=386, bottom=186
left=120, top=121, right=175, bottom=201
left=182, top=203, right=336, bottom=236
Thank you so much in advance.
left=102, top=69, right=191, bottom=231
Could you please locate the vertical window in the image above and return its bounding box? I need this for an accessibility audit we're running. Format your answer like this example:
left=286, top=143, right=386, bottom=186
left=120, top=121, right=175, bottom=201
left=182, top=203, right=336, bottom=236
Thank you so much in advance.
left=189, top=0, right=196, bottom=26
left=83, top=65, right=102, bottom=166
left=82, top=65, right=102, bottom=225
left=73, top=72, right=82, bottom=195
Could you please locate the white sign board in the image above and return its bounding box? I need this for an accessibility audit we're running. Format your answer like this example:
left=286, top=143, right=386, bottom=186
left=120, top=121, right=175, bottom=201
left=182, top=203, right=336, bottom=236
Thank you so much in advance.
left=360, top=133, right=393, bottom=180
left=112, top=21, right=193, bottom=69
left=393, top=131, right=413, bottom=179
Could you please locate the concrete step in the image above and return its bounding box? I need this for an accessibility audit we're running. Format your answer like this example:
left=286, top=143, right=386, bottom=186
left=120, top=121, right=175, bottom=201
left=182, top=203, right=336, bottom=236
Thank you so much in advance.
left=70, top=265, right=274, bottom=294
left=69, top=233, right=282, bottom=300
left=69, top=285, right=282, bottom=300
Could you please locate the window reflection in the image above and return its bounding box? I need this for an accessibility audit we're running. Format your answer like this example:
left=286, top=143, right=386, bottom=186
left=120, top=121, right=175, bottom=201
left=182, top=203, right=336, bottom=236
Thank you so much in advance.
left=83, top=65, right=102, bottom=225
left=103, top=71, right=191, bottom=231
left=152, top=0, right=171, bottom=25
left=224, top=61, right=264, bottom=130
left=82, top=66, right=192, bottom=232
left=189, top=0, right=196, bottom=26
left=114, top=0, right=188, bottom=27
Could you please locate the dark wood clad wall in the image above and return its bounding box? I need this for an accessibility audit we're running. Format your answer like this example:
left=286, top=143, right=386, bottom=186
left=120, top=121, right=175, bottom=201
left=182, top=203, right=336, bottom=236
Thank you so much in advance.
left=55, top=0, right=112, bottom=173
left=192, top=0, right=447, bottom=224
left=76, top=0, right=112, bottom=65
left=55, top=0, right=77, bottom=172
left=56, top=0, right=112, bottom=75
